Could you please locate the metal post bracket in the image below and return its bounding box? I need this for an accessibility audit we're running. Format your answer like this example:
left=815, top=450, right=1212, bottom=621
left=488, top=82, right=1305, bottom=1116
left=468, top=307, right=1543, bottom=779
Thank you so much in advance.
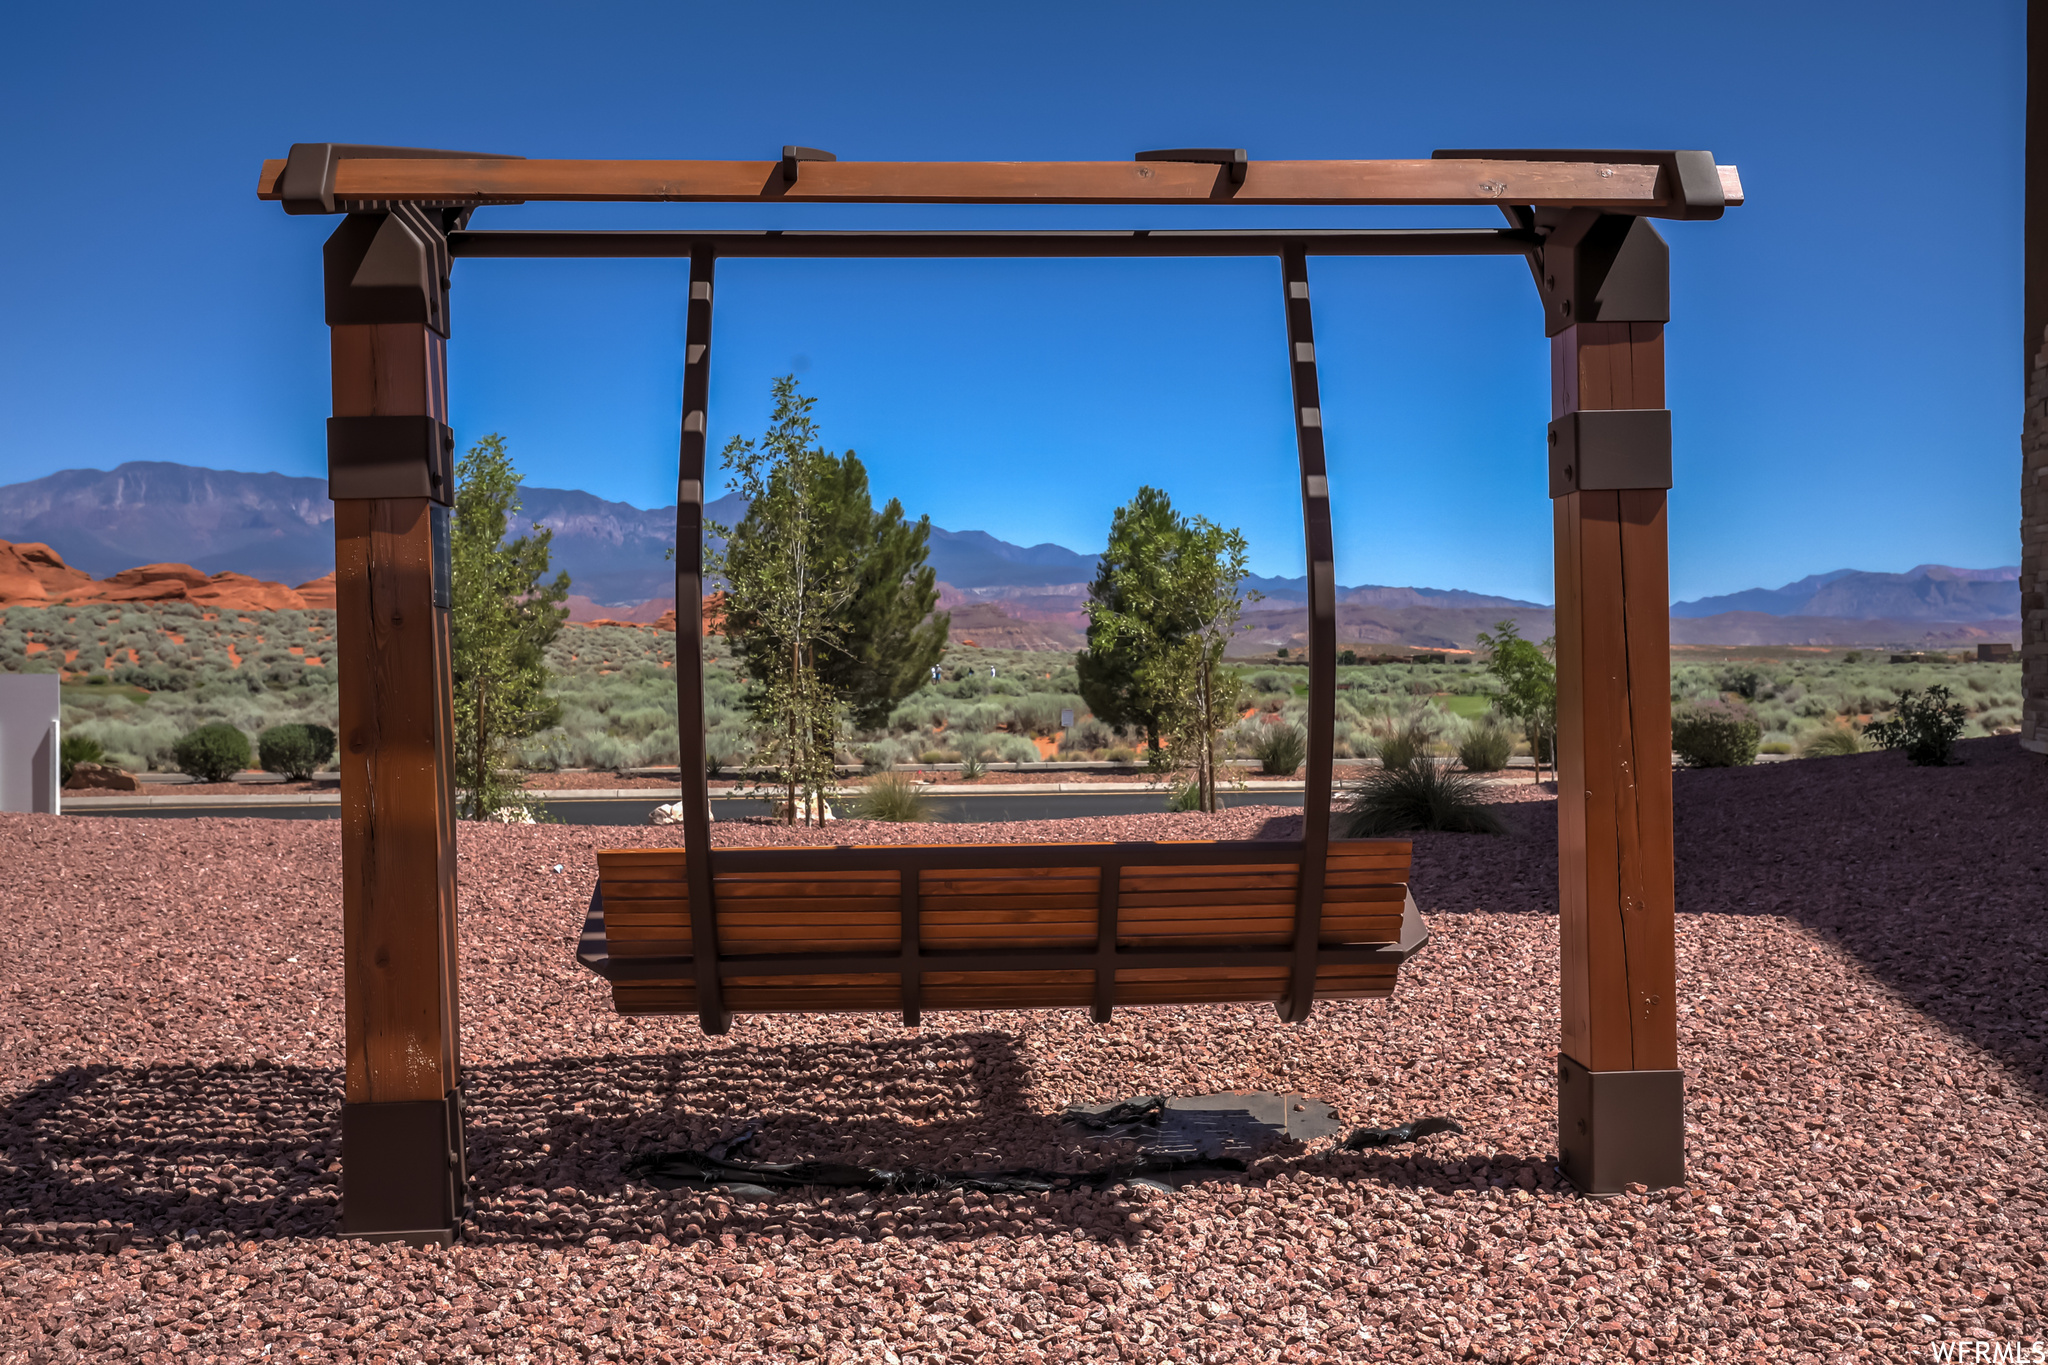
left=329, top=415, right=455, bottom=504
left=1547, top=409, right=1672, bottom=497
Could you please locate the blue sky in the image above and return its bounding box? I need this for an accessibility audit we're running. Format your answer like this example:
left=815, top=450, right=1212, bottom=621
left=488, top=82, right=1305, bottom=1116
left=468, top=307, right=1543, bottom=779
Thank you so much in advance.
left=0, top=0, right=2024, bottom=602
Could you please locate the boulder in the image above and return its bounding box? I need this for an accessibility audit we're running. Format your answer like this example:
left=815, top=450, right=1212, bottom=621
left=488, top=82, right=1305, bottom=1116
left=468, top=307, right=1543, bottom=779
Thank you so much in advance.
left=64, top=762, right=141, bottom=792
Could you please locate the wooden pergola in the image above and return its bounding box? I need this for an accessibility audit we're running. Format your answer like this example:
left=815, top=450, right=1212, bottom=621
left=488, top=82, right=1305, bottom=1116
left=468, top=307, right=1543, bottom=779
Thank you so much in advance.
left=260, top=144, right=1744, bottom=1244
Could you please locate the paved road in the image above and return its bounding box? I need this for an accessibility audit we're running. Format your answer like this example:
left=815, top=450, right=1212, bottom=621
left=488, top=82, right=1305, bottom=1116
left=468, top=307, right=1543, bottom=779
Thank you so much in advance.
left=71, top=788, right=1309, bottom=825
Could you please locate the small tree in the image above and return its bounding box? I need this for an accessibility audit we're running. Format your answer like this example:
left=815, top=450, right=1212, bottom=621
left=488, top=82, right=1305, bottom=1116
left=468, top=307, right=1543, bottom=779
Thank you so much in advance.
left=1476, top=619, right=1557, bottom=783
left=715, top=377, right=856, bottom=825
left=451, top=434, right=570, bottom=819
left=1077, top=487, right=1177, bottom=755
left=1087, top=487, right=1253, bottom=813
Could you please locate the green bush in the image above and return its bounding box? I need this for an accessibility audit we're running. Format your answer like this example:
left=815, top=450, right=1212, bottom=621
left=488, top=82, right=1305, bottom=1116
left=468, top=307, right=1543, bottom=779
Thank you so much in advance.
left=172, top=722, right=253, bottom=782
left=852, top=773, right=931, bottom=822
left=258, top=723, right=336, bottom=780
left=1105, top=747, right=1137, bottom=765
left=1799, top=724, right=1866, bottom=757
left=1866, top=685, right=1968, bottom=766
left=1251, top=724, right=1307, bottom=776
left=1456, top=716, right=1515, bottom=773
left=1167, top=778, right=1205, bottom=812
left=1344, top=758, right=1504, bottom=836
left=1671, top=700, right=1760, bottom=768
left=957, top=750, right=987, bottom=780
left=59, top=734, right=105, bottom=784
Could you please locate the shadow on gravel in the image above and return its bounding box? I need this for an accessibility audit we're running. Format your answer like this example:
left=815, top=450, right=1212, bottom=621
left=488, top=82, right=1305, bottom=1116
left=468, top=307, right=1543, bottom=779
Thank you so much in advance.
left=1383, top=736, right=2048, bottom=1100
left=1669, top=736, right=2048, bottom=1100
left=0, top=1060, right=343, bottom=1253
left=460, top=1032, right=1179, bottom=1246
left=3, top=1038, right=1568, bottom=1255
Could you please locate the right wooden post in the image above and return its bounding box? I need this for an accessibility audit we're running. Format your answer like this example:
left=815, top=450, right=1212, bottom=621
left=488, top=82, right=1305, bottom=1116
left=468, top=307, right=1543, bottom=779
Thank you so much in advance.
left=1542, top=212, right=1685, bottom=1192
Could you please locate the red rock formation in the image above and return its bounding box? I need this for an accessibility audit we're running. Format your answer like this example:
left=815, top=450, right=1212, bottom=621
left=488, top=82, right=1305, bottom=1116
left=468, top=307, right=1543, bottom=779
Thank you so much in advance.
left=0, top=540, right=311, bottom=611
left=295, top=573, right=337, bottom=609
left=0, top=540, right=96, bottom=604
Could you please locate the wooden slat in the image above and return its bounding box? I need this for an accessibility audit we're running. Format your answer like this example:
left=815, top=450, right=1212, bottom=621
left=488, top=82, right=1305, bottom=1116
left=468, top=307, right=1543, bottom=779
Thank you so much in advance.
left=919, top=894, right=1102, bottom=914
left=259, top=157, right=1680, bottom=210
left=597, top=849, right=688, bottom=868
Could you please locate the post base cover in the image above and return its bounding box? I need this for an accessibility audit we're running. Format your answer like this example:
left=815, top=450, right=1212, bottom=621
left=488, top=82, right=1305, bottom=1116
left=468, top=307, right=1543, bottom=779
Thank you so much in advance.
left=342, top=1093, right=465, bottom=1242
left=1556, top=1053, right=1684, bottom=1193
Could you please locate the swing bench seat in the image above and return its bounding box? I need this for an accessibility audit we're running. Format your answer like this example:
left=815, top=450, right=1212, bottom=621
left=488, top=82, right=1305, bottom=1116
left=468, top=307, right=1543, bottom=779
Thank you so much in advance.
left=576, top=838, right=1428, bottom=1029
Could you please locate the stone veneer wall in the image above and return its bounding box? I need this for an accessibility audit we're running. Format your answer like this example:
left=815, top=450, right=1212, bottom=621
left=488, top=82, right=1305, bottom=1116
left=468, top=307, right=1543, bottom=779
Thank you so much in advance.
left=2026, top=335, right=2047, bottom=754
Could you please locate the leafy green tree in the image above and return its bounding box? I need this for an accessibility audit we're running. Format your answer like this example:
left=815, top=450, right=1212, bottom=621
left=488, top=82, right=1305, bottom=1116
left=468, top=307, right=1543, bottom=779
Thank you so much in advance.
left=1085, top=487, right=1253, bottom=812
left=1077, top=487, right=1177, bottom=755
left=715, top=378, right=857, bottom=824
left=811, top=452, right=949, bottom=729
left=1476, top=619, right=1557, bottom=782
left=451, top=433, right=570, bottom=819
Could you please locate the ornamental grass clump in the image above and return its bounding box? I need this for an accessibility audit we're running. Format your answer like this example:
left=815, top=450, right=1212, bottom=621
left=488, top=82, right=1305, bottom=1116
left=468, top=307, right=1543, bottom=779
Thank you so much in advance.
left=1671, top=699, right=1761, bottom=768
left=1455, top=715, right=1516, bottom=773
left=853, top=772, right=931, bottom=822
left=1798, top=724, right=1867, bottom=758
left=1252, top=724, right=1307, bottom=776
left=1865, top=685, right=1968, bottom=766
left=59, top=734, right=104, bottom=785
left=1344, top=757, right=1504, bottom=836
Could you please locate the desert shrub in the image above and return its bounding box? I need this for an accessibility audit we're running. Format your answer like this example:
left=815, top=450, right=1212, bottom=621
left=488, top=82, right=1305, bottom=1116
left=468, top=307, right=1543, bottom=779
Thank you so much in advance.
left=1106, top=746, right=1137, bottom=764
left=1715, top=664, right=1770, bottom=700
left=1060, top=718, right=1115, bottom=754
left=1252, top=724, right=1307, bottom=776
left=1167, top=778, right=1205, bottom=812
left=1456, top=715, right=1516, bottom=772
left=989, top=734, right=1041, bottom=764
left=853, top=773, right=931, bottom=822
left=1866, top=685, right=1968, bottom=766
left=173, top=722, right=253, bottom=782
left=59, top=734, right=104, bottom=784
left=917, top=748, right=960, bottom=765
left=1344, top=758, right=1504, bottom=836
left=1671, top=700, right=1760, bottom=768
left=1247, top=671, right=1291, bottom=695
left=258, top=723, right=336, bottom=780
left=1759, top=740, right=1793, bottom=755
left=957, top=750, right=987, bottom=780
left=1799, top=725, right=1866, bottom=757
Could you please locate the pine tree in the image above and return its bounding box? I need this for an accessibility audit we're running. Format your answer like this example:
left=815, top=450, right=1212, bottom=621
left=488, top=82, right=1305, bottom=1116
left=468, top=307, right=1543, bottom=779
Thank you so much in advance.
left=812, top=452, right=949, bottom=730
left=450, top=433, right=570, bottom=819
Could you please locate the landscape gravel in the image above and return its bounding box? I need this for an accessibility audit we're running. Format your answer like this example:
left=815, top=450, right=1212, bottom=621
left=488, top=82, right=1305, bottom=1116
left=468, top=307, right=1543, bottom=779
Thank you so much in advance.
left=2, top=737, right=2042, bottom=1362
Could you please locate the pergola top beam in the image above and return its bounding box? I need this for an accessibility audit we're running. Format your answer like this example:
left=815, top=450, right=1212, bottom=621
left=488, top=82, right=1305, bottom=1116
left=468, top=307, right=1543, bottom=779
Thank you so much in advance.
left=259, top=154, right=1743, bottom=214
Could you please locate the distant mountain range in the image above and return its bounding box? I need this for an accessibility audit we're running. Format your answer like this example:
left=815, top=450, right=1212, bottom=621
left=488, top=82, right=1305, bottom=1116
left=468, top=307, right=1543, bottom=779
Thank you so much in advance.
left=0, top=462, right=2020, bottom=648
left=1670, top=565, right=2019, bottom=622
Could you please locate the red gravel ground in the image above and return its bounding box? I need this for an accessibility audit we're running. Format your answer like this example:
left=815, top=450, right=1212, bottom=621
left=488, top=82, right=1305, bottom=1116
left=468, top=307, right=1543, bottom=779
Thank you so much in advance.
left=2, top=738, right=2044, bottom=1363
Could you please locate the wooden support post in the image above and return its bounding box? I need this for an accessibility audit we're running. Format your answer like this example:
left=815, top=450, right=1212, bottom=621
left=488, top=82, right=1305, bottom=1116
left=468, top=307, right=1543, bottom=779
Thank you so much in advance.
left=1280, top=244, right=1336, bottom=1025
left=1550, top=324, right=1684, bottom=1191
left=673, top=244, right=731, bottom=1036
left=327, top=207, right=466, bottom=1243
left=1543, top=213, right=1683, bottom=1193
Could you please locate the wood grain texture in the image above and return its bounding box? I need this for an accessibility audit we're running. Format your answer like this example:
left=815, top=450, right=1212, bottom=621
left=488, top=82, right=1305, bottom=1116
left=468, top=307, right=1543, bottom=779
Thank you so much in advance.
left=334, top=319, right=458, bottom=1106
left=591, top=838, right=1413, bottom=1017
left=336, top=495, right=455, bottom=1103
left=260, top=157, right=1679, bottom=210
left=1551, top=321, right=1678, bottom=1073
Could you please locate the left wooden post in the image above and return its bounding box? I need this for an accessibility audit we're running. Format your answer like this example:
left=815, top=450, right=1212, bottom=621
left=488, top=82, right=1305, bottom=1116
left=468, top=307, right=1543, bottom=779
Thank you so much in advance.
left=323, top=205, right=466, bottom=1244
